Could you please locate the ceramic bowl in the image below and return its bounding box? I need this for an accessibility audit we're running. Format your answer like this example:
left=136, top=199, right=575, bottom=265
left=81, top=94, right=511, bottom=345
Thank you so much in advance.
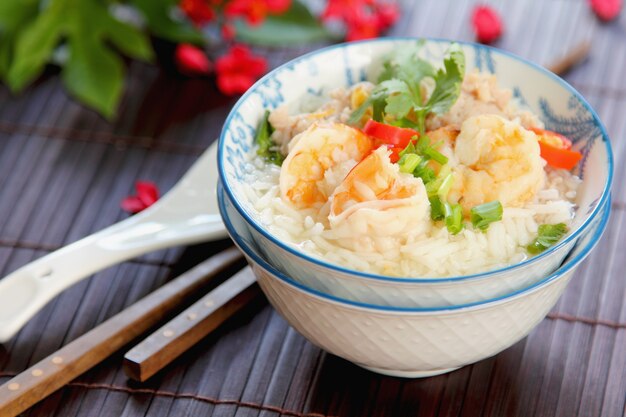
left=218, top=38, right=613, bottom=307
left=219, top=182, right=611, bottom=377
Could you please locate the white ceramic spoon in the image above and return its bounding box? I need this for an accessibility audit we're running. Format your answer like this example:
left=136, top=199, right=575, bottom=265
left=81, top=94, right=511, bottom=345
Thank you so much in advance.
left=0, top=142, right=227, bottom=343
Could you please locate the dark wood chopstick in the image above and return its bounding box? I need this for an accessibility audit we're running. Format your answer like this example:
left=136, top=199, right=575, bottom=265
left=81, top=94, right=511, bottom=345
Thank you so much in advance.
left=0, top=247, right=244, bottom=417
left=546, top=41, right=591, bottom=76
left=123, top=266, right=262, bottom=382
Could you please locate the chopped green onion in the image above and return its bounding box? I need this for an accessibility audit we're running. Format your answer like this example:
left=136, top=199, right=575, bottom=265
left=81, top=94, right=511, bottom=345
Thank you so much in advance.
left=437, top=172, right=454, bottom=199
left=423, top=147, right=449, bottom=165
left=470, top=201, right=503, bottom=231
left=444, top=203, right=464, bottom=235
left=527, top=223, right=568, bottom=254
left=398, top=140, right=417, bottom=159
left=398, top=153, right=422, bottom=174
left=255, top=110, right=284, bottom=166
left=425, top=165, right=452, bottom=197
left=372, top=99, right=385, bottom=122
left=413, top=160, right=436, bottom=184
left=415, top=135, right=430, bottom=154
left=429, top=196, right=445, bottom=221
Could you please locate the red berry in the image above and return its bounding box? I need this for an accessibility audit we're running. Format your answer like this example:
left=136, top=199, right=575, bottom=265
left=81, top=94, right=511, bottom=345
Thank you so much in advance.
left=471, top=5, right=503, bottom=44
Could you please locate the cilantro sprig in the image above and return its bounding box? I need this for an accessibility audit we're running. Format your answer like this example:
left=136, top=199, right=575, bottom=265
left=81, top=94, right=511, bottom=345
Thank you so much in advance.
left=349, top=42, right=466, bottom=134
left=255, top=110, right=285, bottom=166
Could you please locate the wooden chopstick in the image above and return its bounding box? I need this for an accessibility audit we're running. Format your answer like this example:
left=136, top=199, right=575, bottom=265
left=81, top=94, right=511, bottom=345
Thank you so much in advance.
left=0, top=247, right=244, bottom=417
left=546, top=41, right=591, bottom=76
left=123, top=266, right=262, bottom=382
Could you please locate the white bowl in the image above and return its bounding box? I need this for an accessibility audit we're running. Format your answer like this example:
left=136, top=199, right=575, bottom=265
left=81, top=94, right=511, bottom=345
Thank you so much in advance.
left=218, top=38, right=613, bottom=307
left=219, top=183, right=611, bottom=377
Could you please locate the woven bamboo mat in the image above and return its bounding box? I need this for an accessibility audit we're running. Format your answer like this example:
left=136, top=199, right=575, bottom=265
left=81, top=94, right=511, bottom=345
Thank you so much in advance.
left=0, top=0, right=624, bottom=416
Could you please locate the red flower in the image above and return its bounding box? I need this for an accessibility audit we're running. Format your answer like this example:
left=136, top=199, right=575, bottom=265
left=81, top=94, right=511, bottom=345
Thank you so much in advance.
left=471, top=5, right=503, bottom=44
left=175, top=44, right=212, bottom=75
left=374, top=2, right=400, bottom=30
left=590, top=0, right=622, bottom=21
left=224, top=0, right=291, bottom=25
left=322, top=0, right=400, bottom=41
left=215, top=45, right=267, bottom=95
left=180, top=0, right=215, bottom=26
left=346, top=11, right=380, bottom=41
left=121, top=181, right=160, bottom=214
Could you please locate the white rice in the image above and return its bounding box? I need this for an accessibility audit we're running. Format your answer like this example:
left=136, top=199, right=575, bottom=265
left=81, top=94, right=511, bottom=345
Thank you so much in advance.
left=240, top=154, right=580, bottom=278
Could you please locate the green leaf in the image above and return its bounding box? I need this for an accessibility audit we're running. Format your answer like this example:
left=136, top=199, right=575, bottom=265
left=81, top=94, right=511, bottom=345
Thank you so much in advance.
left=0, top=0, right=39, bottom=79
left=235, top=0, right=335, bottom=46
left=349, top=79, right=411, bottom=124
left=7, top=3, right=66, bottom=92
left=426, top=44, right=466, bottom=115
left=380, top=79, right=413, bottom=119
left=63, top=35, right=124, bottom=120
left=130, top=0, right=203, bottom=44
left=377, top=42, right=435, bottom=99
left=7, top=0, right=156, bottom=118
left=105, top=15, right=154, bottom=61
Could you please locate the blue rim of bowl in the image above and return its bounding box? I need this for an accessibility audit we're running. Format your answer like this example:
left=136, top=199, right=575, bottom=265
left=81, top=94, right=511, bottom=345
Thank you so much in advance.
left=219, top=181, right=611, bottom=312
left=218, top=37, right=614, bottom=284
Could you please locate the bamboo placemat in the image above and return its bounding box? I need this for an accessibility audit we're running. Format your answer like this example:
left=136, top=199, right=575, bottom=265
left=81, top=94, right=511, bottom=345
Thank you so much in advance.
left=0, top=0, right=624, bottom=415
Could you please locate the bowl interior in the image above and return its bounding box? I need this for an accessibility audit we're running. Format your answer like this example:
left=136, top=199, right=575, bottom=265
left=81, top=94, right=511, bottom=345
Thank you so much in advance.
left=218, top=38, right=612, bottom=280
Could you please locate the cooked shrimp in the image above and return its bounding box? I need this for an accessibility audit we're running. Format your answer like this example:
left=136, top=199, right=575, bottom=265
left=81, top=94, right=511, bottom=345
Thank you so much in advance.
left=453, top=114, right=545, bottom=210
left=279, top=123, right=374, bottom=209
left=328, top=147, right=430, bottom=252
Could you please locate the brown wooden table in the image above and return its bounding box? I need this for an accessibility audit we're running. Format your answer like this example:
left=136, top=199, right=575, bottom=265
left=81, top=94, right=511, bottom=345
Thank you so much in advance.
left=1, top=1, right=625, bottom=416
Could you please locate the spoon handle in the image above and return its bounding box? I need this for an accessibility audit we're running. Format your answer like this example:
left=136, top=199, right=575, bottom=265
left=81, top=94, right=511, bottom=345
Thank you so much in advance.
left=0, top=143, right=225, bottom=343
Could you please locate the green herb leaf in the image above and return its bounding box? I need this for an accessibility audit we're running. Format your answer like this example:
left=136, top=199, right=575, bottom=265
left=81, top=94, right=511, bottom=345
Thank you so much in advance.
left=256, top=110, right=285, bottom=166
left=426, top=44, right=466, bottom=115
left=377, top=41, right=435, bottom=96
left=389, top=117, right=420, bottom=129
left=235, top=0, right=335, bottom=46
left=470, top=201, right=503, bottom=231
left=527, top=223, right=568, bottom=254
left=348, top=79, right=408, bottom=125
left=385, top=92, right=414, bottom=119
left=377, top=78, right=417, bottom=121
